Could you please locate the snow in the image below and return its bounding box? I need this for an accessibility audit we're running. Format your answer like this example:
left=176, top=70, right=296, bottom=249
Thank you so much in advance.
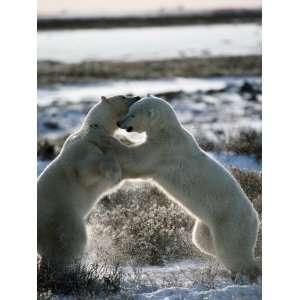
left=38, top=24, right=261, bottom=63
left=133, top=284, right=261, bottom=300
left=45, top=259, right=262, bottom=300
left=210, top=152, right=261, bottom=171
left=37, top=77, right=259, bottom=106
left=37, top=77, right=261, bottom=139
left=133, top=283, right=261, bottom=300
left=117, top=259, right=261, bottom=300
left=37, top=160, right=49, bottom=176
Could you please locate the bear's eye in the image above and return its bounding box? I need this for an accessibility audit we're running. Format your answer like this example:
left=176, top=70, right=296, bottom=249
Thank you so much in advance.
left=131, top=114, right=135, bottom=118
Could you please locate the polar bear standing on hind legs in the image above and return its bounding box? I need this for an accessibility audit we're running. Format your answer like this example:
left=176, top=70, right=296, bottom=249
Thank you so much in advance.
left=99, top=96, right=261, bottom=279
left=37, top=95, right=140, bottom=271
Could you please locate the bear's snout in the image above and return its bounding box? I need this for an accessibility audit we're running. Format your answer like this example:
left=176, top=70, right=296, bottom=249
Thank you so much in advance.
left=117, top=118, right=132, bottom=131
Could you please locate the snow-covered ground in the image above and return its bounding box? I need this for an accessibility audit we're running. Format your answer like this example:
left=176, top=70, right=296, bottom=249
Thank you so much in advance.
left=115, top=259, right=261, bottom=299
left=132, top=283, right=261, bottom=300
left=37, top=76, right=260, bottom=106
left=38, top=24, right=261, bottom=63
left=37, top=76, right=261, bottom=137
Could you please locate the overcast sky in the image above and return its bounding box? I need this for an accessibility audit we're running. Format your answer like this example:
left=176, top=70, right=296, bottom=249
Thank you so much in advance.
left=38, top=0, right=261, bottom=17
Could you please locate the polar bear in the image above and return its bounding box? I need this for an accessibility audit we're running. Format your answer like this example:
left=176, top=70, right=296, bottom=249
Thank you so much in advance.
left=37, top=95, right=140, bottom=270
left=98, top=96, right=260, bottom=278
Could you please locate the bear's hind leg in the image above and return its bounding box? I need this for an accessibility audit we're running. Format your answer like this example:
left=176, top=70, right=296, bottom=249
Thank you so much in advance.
left=211, top=219, right=260, bottom=280
left=192, top=220, right=216, bottom=256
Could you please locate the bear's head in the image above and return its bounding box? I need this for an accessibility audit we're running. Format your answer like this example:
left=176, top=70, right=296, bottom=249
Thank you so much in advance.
left=84, top=95, right=141, bottom=134
left=101, top=95, right=141, bottom=119
left=117, top=96, right=179, bottom=134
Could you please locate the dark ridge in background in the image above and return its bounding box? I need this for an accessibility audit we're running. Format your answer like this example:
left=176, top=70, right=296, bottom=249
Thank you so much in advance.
left=37, top=55, right=261, bottom=86
left=38, top=9, right=261, bottom=31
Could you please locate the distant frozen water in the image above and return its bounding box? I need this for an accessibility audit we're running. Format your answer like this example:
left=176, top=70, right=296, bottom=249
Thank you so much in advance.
left=37, top=76, right=260, bottom=106
left=38, top=24, right=261, bottom=63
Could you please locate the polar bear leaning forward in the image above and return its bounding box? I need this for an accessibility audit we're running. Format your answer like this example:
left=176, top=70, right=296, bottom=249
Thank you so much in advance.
left=38, top=95, right=140, bottom=270
left=98, top=96, right=261, bottom=279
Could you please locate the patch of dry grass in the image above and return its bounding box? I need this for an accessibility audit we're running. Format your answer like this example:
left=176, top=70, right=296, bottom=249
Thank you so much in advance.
left=37, top=135, right=68, bottom=161
left=37, top=139, right=60, bottom=161
left=227, top=129, right=262, bottom=161
left=231, top=167, right=262, bottom=214
left=196, top=128, right=262, bottom=161
left=38, top=55, right=261, bottom=86
left=37, top=258, right=122, bottom=299
left=89, top=183, right=197, bottom=265
left=231, top=167, right=262, bottom=258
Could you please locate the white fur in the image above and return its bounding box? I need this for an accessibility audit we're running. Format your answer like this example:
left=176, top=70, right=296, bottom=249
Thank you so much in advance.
left=37, top=95, right=137, bottom=268
left=99, top=96, right=260, bottom=277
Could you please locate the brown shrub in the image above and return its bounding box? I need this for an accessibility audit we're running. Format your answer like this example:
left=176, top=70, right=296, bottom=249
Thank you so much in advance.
left=88, top=183, right=197, bottom=265
left=37, top=136, right=67, bottom=160
left=230, top=167, right=262, bottom=215
left=227, top=128, right=262, bottom=161
left=37, top=258, right=122, bottom=298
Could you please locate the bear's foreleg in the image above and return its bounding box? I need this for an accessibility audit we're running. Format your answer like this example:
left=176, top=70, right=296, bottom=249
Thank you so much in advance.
left=97, top=135, right=157, bottom=178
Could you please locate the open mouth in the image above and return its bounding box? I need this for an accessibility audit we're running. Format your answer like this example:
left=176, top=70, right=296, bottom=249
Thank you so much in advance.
left=126, top=126, right=133, bottom=132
